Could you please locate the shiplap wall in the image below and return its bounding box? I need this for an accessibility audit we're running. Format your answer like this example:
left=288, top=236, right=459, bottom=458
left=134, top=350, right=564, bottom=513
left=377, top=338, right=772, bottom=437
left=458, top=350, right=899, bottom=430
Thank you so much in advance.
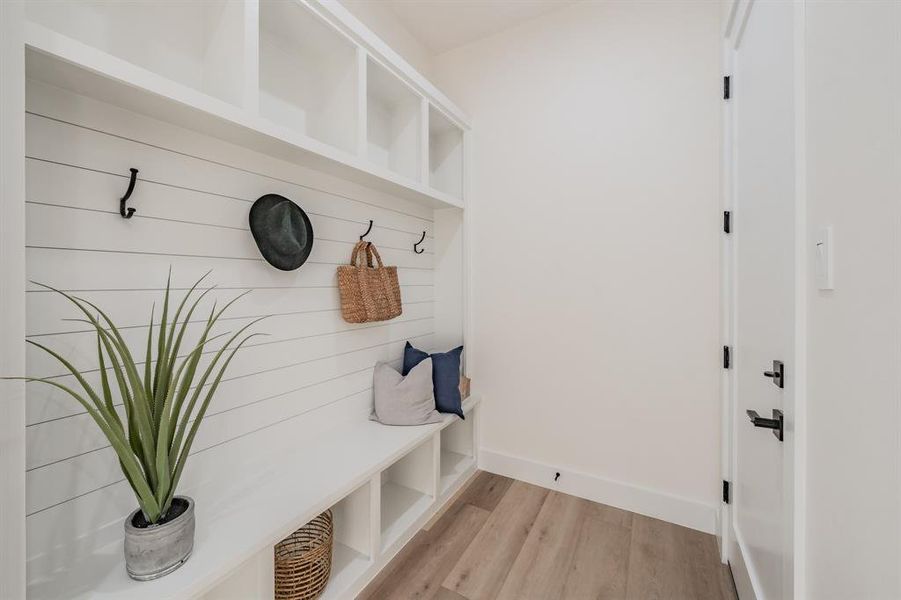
left=24, top=79, right=437, bottom=580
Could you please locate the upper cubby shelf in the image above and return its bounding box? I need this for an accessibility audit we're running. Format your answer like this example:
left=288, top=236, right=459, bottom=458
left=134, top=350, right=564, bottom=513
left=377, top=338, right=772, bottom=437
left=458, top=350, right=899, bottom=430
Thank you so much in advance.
left=25, top=0, right=250, bottom=108
left=260, top=0, right=358, bottom=153
left=429, top=105, right=464, bottom=199
left=367, top=57, right=422, bottom=182
left=23, top=0, right=469, bottom=209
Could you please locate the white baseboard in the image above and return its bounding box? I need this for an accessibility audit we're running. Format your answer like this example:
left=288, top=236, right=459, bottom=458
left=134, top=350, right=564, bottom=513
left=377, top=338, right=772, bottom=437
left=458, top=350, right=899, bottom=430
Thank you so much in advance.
left=479, top=448, right=718, bottom=534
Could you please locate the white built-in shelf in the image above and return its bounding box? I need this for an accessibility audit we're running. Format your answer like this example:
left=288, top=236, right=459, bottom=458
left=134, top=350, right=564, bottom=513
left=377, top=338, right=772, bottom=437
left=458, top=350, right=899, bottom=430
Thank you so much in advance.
left=25, top=0, right=249, bottom=108
left=22, top=0, right=468, bottom=209
left=367, top=56, right=422, bottom=181
left=260, top=0, right=358, bottom=152
left=21, top=2, right=474, bottom=597
left=380, top=481, right=433, bottom=552
left=27, top=396, right=480, bottom=600
left=429, top=105, right=465, bottom=199
left=441, top=450, right=474, bottom=495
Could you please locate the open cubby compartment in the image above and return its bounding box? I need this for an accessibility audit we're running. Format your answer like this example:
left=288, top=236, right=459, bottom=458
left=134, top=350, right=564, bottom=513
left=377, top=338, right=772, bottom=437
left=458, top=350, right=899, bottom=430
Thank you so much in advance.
left=440, top=416, right=476, bottom=495
left=429, top=105, right=464, bottom=199
left=200, top=481, right=374, bottom=600
left=25, top=0, right=250, bottom=107
left=320, top=481, right=374, bottom=600
left=380, top=437, right=436, bottom=552
left=366, top=57, right=422, bottom=181
left=259, top=0, right=358, bottom=152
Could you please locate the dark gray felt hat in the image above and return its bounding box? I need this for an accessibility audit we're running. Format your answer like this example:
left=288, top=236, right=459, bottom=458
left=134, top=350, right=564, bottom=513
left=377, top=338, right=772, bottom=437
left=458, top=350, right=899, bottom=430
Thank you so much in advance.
left=249, top=194, right=314, bottom=271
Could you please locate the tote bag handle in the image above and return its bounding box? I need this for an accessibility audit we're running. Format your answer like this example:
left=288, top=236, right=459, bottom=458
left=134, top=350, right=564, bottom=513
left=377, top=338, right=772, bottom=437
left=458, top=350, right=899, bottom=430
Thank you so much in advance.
left=364, top=242, right=386, bottom=269
left=350, top=241, right=375, bottom=268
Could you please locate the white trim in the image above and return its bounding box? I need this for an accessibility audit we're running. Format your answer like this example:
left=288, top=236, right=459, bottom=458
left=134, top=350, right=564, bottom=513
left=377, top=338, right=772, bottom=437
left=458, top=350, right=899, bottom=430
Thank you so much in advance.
left=732, top=0, right=756, bottom=50
left=729, top=529, right=759, bottom=600
left=479, top=449, right=718, bottom=534
left=0, top=1, right=26, bottom=597
left=718, top=25, right=736, bottom=565
left=462, top=128, right=474, bottom=380
left=791, top=0, right=808, bottom=597
left=723, top=0, right=742, bottom=40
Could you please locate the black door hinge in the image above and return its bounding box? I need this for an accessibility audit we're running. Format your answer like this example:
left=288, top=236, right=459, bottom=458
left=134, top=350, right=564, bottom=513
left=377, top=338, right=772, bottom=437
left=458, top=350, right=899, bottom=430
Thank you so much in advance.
left=723, top=75, right=731, bottom=100
left=724, top=210, right=731, bottom=233
left=723, top=346, right=731, bottom=369
left=723, top=480, right=731, bottom=504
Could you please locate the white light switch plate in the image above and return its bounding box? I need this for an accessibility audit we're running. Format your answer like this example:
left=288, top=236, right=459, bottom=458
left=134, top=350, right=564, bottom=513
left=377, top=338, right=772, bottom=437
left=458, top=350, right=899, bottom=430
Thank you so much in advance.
left=816, top=226, right=834, bottom=290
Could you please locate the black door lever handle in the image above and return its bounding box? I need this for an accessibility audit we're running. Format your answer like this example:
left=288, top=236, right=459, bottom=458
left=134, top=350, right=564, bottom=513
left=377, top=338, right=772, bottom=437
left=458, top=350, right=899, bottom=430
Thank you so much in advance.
left=746, top=409, right=784, bottom=442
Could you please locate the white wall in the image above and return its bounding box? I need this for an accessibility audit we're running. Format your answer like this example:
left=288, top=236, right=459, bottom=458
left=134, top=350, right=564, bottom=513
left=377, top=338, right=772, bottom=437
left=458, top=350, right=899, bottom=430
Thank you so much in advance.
left=433, top=1, right=723, bottom=529
left=803, top=1, right=901, bottom=596
left=339, top=0, right=434, bottom=77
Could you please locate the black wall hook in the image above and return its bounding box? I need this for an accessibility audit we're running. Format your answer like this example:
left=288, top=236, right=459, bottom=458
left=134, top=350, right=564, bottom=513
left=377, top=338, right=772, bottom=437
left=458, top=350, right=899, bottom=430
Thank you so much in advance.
left=119, top=168, right=139, bottom=219
left=413, top=231, right=426, bottom=254
left=359, top=219, right=373, bottom=240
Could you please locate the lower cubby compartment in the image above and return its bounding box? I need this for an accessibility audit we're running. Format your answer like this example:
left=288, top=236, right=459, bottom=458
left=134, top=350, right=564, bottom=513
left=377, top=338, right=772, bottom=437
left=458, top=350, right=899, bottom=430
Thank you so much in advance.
left=201, top=482, right=374, bottom=600
left=380, top=439, right=436, bottom=552
left=319, top=482, right=373, bottom=600
left=440, top=415, right=476, bottom=495
left=440, top=449, right=474, bottom=495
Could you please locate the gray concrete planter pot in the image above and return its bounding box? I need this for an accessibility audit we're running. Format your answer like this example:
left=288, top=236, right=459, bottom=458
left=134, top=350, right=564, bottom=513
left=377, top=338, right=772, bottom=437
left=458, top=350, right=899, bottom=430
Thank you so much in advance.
left=124, top=496, right=195, bottom=581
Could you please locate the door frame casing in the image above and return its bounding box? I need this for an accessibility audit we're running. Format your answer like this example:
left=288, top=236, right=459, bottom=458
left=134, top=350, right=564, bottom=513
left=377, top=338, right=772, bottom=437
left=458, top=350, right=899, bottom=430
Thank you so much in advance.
left=0, top=1, right=27, bottom=598
left=719, top=0, right=808, bottom=598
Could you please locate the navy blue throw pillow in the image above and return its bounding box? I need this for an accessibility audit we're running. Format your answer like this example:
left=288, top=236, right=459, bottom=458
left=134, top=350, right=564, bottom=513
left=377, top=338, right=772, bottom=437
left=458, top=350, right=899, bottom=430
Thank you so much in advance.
left=402, top=342, right=464, bottom=419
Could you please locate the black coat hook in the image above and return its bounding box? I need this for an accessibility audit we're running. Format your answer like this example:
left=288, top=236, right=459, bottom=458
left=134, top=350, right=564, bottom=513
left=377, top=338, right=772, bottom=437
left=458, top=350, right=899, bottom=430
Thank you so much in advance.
left=359, top=219, right=373, bottom=240
left=120, top=168, right=138, bottom=219
left=413, top=231, right=426, bottom=254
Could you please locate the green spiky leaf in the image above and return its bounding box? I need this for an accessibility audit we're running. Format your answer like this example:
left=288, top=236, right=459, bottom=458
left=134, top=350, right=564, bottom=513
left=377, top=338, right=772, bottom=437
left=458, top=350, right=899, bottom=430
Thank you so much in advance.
left=10, top=273, right=262, bottom=524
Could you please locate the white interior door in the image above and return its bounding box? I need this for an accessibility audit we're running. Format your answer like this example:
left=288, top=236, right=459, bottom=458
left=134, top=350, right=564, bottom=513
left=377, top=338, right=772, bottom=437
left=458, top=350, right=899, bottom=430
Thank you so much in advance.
left=729, top=1, right=796, bottom=599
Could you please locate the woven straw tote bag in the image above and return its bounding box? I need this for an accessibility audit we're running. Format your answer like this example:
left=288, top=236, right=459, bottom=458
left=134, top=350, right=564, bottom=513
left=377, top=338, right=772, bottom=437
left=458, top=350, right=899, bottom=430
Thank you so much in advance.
left=337, top=241, right=403, bottom=323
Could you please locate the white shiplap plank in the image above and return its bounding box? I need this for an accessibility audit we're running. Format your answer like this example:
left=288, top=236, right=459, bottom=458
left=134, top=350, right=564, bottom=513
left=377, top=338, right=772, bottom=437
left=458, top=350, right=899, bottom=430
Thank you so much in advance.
left=25, top=324, right=433, bottom=431
left=24, top=109, right=435, bottom=231
left=25, top=317, right=434, bottom=462
left=26, top=300, right=434, bottom=379
left=26, top=368, right=384, bottom=515
left=26, top=319, right=434, bottom=426
left=26, top=203, right=432, bottom=270
left=26, top=283, right=433, bottom=336
left=25, top=246, right=433, bottom=291
left=25, top=157, right=434, bottom=253
left=26, top=364, right=377, bottom=473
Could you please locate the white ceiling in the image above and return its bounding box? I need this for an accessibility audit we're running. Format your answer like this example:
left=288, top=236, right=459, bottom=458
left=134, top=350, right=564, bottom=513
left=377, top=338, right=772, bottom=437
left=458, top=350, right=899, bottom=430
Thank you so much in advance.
left=385, top=0, right=577, bottom=55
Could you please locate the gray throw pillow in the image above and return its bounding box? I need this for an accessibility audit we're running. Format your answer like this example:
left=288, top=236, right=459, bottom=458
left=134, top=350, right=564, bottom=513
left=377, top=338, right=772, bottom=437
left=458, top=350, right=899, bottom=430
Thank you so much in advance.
left=371, top=359, right=442, bottom=426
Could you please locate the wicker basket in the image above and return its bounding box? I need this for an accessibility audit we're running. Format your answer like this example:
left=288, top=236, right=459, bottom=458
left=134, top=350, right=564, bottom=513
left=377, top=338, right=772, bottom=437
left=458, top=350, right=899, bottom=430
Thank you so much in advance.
left=274, top=510, right=334, bottom=600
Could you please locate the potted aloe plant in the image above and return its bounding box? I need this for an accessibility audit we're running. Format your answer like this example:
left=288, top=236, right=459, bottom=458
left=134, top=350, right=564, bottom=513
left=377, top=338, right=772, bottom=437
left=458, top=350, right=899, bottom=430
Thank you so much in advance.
left=16, top=273, right=264, bottom=580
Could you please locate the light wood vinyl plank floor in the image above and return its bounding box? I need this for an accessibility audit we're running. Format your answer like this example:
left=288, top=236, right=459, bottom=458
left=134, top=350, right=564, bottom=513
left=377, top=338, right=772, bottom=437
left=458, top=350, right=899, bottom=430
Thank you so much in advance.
left=359, top=471, right=738, bottom=600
